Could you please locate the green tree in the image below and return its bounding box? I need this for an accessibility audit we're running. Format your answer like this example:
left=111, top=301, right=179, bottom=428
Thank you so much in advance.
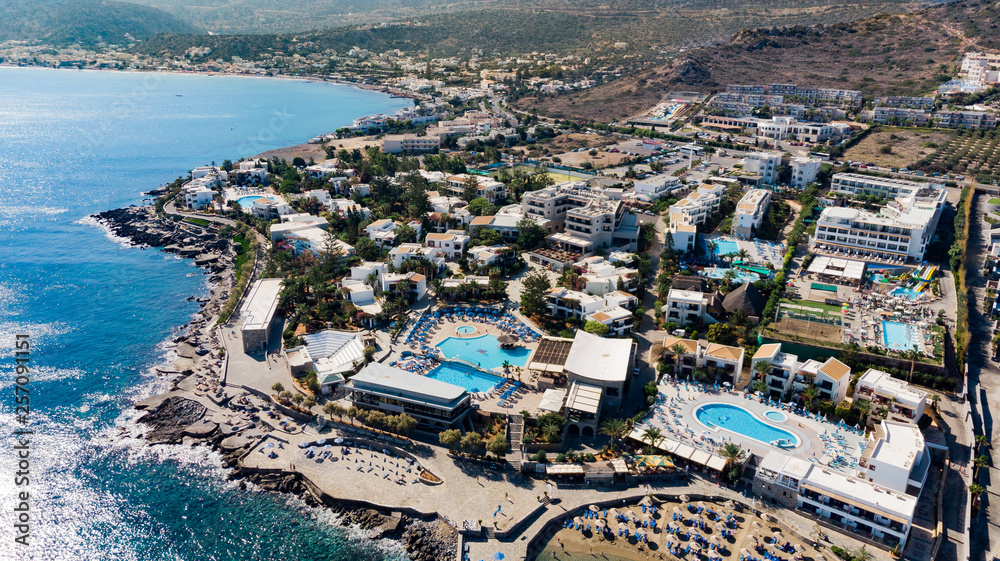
left=516, top=216, right=547, bottom=250
left=600, top=418, right=630, bottom=453
left=584, top=320, right=610, bottom=336
left=719, top=442, right=743, bottom=470
left=467, top=197, right=498, bottom=216
left=519, top=269, right=552, bottom=316
left=439, top=429, right=462, bottom=450
left=271, top=382, right=284, bottom=393
left=394, top=223, right=418, bottom=244
left=849, top=546, right=875, bottom=561
left=460, top=175, right=480, bottom=202
left=460, top=432, right=484, bottom=454
left=641, top=426, right=664, bottom=452
left=473, top=227, right=504, bottom=247
left=354, top=236, right=381, bottom=262
left=486, top=434, right=510, bottom=457
left=802, top=385, right=821, bottom=410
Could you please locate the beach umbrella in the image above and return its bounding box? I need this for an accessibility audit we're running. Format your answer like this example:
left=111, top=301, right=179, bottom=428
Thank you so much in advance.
left=298, top=442, right=309, bottom=449
left=711, top=536, right=722, bottom=547
left=715, top=523, right=726, bottom=533
left=673, top=507, right=682, bottom=515
left=772, top=531, right=783, bottom=543
left=741, top=549, right=751, bottom=558
left=609, top=508, right=620, bottom=518
left=760, top=512, right=773, bottom=522
left=680, top=495, right=691, bottom=503
left=493, top=553, right=505, bottom=561
left=589, top=505, right=600, bottom=512
left=752, top=521, right=762, bottom=529
left=335, top=438, right=344, bottom=444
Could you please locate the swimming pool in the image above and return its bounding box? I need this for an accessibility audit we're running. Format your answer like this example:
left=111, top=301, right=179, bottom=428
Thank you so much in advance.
left=237, top=195, right=264, bottom=207
left=711, top=239, right=741, bottom=257
left=883, top=321, right=919, bottom=352
left=695, top=403, right=799, bottom=447
left=764, top=410, right=787, bottom=423
left=436, top=334, right=531, bottom=370
left=426, top=362, right=504, bottom=393
left=700, top=267, right=760, bottom=283
left=889, top=286, right=924, bottom=301
left=456, top=325, right=476, bottom=334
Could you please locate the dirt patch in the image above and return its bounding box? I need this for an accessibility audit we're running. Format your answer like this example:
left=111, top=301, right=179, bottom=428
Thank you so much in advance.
left=255, top=142, right=328, bottom=163
left=845, top=129, right=954, bottom=169
left=769, top=316, right=842, bottom=345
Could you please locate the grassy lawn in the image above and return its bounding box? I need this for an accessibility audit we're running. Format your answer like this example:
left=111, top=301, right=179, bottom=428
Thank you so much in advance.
left=988, top=198, right=1000, bottom=205
left=183, top=217, right=211, bottom=227
left=233, top=234, right=250, bottom=283
left=780, top=298, right=842, bottom=316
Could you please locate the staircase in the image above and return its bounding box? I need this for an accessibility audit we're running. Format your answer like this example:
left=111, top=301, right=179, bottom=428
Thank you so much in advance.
left=506, top=414, right=523, bottom=469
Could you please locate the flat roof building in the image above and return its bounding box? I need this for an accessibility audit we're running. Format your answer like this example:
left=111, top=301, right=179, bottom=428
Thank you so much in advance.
left=733, top=189, right=771, bottom=238
left=240, top=278, right=283, bottom=353
left=346, top=363, right=472, bottom=430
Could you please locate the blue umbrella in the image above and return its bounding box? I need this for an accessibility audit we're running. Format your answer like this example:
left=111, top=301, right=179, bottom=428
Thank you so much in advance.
left=493, top=554, right=505, bottom=561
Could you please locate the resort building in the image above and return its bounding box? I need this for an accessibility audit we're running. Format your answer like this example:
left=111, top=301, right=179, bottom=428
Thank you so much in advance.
left=182, top=183, right=215, bottom=210
left=934, top=110, right=998, bottom=129
left=380, top=134, right=441, bottom=154
left=633, top=174, right=682, bottom=198
left=467, top=245, right=517, bottom=269
left=664, top=218, right=697, bottom=254
left=662, top=289, right=721, bottom=327
left=668, top=184, right=726, bottom=226
left=521, top=181, right=640, bottom=256
left=754, top=445, right=919, bottom=549
left=389, top=243, right=446, bottom=271
left=545, top=287, right=637, bottom=332
left=305, top=161, right=340, bottom=179
left=345, top=363, right=473, bottom=430
left=854, top=369, right=928, bottom=424
left=742, top=151, right=782, bottom=184
left=233, top=159, right=268, bottom=184
left=829, top=174, right=945, bottom=201
left=423, top=230, right=470, bottom=260
left=661, top=336, right=701, bottom=378
left=270, top=216, right=353, bottom=257
left=733, top=189, right=771, bottom=238
left=583, top=306, right=635, bottom=337
left=381, top=272, right=427, bottom=301
left=811, top=195, right=944, bottom=263
left=366, top=218, right=401, bottom=247
left=284, top=330, right=367, bottom=394
left=790, top=157, right=822, bottom=187
left=239, top=278, right=283, bottom=353
left=443, top=174, right=507, bottom=203
left=573, top=255, right=639, bottom=296
left=563, top=330, right=636, bottom=411
left=751, top=344, right=850, bottom=404
left=703, top=343, right=746, bottom=383
left=867, top=107, right=931, bottom=127
left=269, top=214, right=329, bottom=241
left=250, top=197, right=292, bottom=221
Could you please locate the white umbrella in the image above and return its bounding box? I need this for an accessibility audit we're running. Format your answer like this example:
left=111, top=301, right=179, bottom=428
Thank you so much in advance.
left=589, top=505, right=601, bottom=512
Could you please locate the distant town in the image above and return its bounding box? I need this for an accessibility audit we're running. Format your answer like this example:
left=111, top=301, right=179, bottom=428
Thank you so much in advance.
left=47, top=28, right=1000, bottom=561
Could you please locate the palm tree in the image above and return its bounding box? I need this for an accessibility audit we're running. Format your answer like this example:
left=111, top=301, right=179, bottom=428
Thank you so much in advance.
left=753, top=360, right=770, bottom=381
left=641, top=426, right=664, bottom=453
left=976, top=434, right=990, bottom=452
left=707, top=241, right=718, bottom=262
left=668, top=343, right=690, bottom=375
left=969, top=482, right=987, bottom=497
left=722, top=269, right=737, bottom=289
left=802, top=385, right=821, bottom=411
left=600, top=418, right=630, bottom=453
left=855, top=398, right=872, bottom=428
left=719, top=443, right=743, bottom=469
left=736, top=248, right=750, bottom=263
left=850, top=546, right=875, bottom=561
left=974, top=454, right=989, bottom=477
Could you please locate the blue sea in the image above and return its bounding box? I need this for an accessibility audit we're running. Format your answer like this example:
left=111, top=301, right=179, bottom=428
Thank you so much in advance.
left=0, top=66, right=410, bottom=560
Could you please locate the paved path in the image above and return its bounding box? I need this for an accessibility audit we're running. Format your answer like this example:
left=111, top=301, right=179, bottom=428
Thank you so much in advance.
left=164, top=199, right=236, bottom=226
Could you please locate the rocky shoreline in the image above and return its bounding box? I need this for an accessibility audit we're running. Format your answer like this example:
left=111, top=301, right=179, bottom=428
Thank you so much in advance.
left=104, top=203, right=457, bottom=560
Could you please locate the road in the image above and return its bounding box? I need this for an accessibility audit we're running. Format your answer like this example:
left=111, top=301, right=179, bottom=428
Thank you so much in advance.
left=965, top=190, right=1000, bottom=561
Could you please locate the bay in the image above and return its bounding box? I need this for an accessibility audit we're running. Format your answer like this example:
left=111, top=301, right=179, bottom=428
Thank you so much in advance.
left=0, top=66, right=410, bottom=560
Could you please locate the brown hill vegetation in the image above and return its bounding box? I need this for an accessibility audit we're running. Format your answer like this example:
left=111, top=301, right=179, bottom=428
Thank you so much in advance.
left=514, top=0, right=1000, bottom=123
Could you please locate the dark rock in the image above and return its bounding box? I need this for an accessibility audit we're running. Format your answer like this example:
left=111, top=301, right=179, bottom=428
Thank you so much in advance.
left=137, top=396, right=207, bottom=444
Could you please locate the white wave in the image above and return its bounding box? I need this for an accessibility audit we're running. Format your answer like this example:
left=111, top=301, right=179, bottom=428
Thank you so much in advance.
left=76, top=214, right=139, bottom=249
left=0, top=205, right=68, bottom=216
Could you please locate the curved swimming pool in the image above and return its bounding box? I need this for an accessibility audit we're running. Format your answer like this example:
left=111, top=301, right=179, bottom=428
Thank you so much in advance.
left=695, top=403, right=799, bottom=447
left=764, top=410, right=788, bottom=423
left=456, top=325, right=476, bottom=334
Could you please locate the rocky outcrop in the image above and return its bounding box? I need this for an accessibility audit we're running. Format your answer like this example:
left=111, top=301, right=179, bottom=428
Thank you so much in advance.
left=93, top=206, right=230, bottom=274
left=137, top=396, right=207, bottom=444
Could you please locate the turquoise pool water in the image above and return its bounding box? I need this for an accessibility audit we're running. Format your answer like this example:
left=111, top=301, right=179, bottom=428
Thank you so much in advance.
left=765, top=410, right=787, bottom=422
left=237, top=195, right=264, bottom=207
left=712, top=239, right=740, bottom=256
left=436, top=334, right=531, bottom=370
left=700, top=267, right=760, bottom=283
left=695, top=403, right=799, bottom=446
left=456, top=325, right=476, bottom=334
left=890, top=286, right=924, bottom=301
left=883, top=321, right=919, bottom=352
left=426, top=362, right=504, bottom=393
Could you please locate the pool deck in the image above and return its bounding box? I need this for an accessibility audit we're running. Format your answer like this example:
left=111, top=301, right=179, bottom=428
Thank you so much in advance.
left=640, top=381, right=866, bottom=474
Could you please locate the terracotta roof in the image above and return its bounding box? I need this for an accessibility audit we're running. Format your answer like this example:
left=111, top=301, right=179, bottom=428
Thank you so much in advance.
left=753, top=343, right=781, bottom=360
left=705, top=343, right=744, bottom=362
left=819, top=358, right=851, bottom=381
left=470, top=215, right=495, bottom=226
left=662, top=336, right=699, bottom=355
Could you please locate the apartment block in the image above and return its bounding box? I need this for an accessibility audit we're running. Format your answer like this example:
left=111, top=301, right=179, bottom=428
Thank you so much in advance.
left=733, top=189, right=771, bottom=238
left=521, top=181, right=640, bottom=256
left=381, top=134, right=441, bottom=154
left=854, top=369, right=927, bottom=424
left=790, top=157, right=822, bottom=187
left=742, top=151, right=782, bottom=184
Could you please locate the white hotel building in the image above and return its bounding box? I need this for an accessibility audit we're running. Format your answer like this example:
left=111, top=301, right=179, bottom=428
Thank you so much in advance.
left=813, top=175, right=948, bottom=262
left=733, top=189, right=771, bottom=238
left=522, top=182, right=640, bottom=256
left=754, top=420, right=932, bottom=550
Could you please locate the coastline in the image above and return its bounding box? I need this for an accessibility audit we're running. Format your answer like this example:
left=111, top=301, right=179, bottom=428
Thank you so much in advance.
left=0, top=63, right=425, bottom=101
left=94, top=202, right=457, bottom=560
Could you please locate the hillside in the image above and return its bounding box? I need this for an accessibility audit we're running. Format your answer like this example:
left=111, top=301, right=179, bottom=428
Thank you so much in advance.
left=133, top=0, right=920, bottom=61
left=130, top=0, right=922, bottom=34
left=0, top=0, right=199, bottom=46
left=513, top=0, right=1000, bottom=123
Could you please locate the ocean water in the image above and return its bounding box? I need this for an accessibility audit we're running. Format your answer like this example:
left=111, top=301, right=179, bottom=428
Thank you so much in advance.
left=0, top=67, right=410, bottom=560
